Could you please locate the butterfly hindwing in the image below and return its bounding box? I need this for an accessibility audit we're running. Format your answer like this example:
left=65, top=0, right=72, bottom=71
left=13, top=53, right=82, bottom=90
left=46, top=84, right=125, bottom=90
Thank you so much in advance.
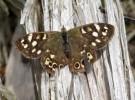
left=68, top=28, right=97, bottom=72
left=68, top=35, right=85, bottom=72
left=15, top=32, right=47, bottom=58
left=40, top=32, right=68, bottom=74
left=84, top=45, right=97, bottom=63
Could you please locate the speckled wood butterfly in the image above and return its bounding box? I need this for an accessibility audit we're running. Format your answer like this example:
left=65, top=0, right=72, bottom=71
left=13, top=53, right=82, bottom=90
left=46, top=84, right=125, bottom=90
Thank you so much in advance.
left=15, top=23, right=114, bottom=74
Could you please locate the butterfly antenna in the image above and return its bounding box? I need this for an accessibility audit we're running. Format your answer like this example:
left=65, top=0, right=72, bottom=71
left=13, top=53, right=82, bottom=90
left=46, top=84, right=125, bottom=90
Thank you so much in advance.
left=44, top=13, right=61, bottom=26
left=65, top=13, right=75, bottom=26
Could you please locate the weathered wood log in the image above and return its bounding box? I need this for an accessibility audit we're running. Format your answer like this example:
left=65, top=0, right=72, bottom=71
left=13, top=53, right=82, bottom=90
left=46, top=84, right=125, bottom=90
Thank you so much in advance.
left=6, top=0, right=135, bottom=100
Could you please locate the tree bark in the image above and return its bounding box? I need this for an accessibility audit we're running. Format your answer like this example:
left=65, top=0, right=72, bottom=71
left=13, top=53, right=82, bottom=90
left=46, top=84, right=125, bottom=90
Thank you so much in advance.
left=7, top=0, right=135, bottom=100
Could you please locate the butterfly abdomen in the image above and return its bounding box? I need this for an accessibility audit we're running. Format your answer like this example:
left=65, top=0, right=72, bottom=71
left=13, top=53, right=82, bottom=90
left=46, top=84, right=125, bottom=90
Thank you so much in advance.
left=63, top=44, right=70, bottom=59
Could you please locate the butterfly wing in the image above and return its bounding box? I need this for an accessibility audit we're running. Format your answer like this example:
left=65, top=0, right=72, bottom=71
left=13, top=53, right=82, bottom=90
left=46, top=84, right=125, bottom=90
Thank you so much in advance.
left=15, top=32, right=48, bottom=58
left=79, top=23, right=115, bottom=49
left=68, top=28, right=97, bottom=73
left=15, top=32, right=67, bottom=75
left=15, top=23, right=114, bottom=74
left=68, top=33, right=85, bottom=72
left=40, top=32, right=68, bottom=74
left=68, top=23, right=114, bottom=72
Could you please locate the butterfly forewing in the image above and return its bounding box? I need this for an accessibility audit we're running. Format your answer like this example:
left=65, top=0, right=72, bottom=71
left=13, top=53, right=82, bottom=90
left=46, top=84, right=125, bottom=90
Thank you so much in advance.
left=78, top=23, right=114, bottom=49
left=15, top=32, right=47, bottom=58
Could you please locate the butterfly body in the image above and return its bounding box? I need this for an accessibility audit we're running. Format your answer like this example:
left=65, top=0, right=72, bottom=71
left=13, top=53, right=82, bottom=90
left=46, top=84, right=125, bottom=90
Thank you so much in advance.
left=61, top=26, right=71, bottom=59
left=15, top=23, right=114, bottom=74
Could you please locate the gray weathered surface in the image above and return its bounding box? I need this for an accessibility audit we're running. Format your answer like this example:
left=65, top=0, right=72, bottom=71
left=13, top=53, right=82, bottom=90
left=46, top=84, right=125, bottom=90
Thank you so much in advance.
left=6, top=25, right=36, bottom=100
left=6, top=0, right=135, bottom=100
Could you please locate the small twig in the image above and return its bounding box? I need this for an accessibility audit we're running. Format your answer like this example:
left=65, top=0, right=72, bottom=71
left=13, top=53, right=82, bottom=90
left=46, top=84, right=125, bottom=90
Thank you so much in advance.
left=127, top=30, right=135, bottom=42
left=124, top=16, right=135, bottom=23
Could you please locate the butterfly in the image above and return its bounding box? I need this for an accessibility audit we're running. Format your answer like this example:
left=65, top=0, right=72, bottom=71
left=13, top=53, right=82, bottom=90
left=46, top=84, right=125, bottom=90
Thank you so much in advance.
left=15, top=23, right=114, bottom=75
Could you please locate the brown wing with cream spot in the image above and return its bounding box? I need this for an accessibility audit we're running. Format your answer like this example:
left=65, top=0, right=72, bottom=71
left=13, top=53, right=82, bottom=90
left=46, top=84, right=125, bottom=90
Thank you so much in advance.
left=68, top=28, right=97, bottom=73
left=78, top=23, right=115, bottom=50
left=68, top=38, right=86, bottom=73
left=40, top=32, right=68, bottom=75
left=67, top=23, right=114, bottom=72
left=15, top=32, right=48, bottom=58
